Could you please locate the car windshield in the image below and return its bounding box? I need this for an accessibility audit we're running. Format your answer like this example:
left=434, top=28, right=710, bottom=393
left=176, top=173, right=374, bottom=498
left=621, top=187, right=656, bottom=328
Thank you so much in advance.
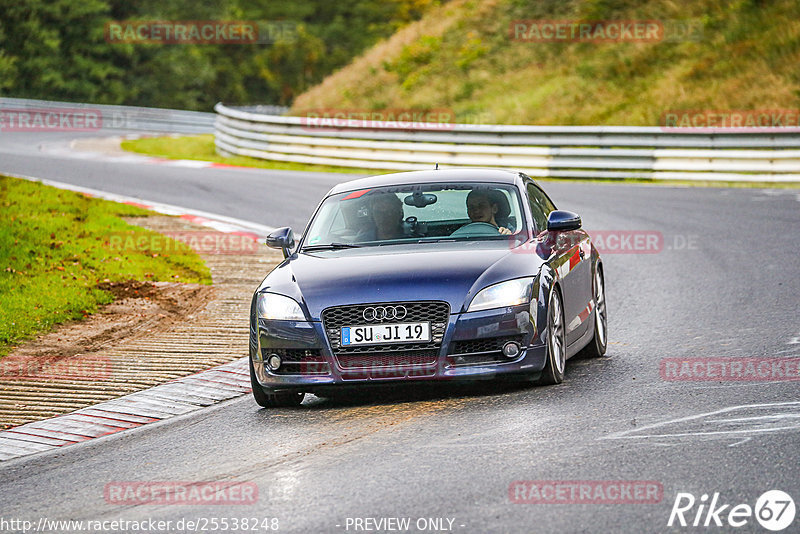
left=303, top=182, right=525, bottom=248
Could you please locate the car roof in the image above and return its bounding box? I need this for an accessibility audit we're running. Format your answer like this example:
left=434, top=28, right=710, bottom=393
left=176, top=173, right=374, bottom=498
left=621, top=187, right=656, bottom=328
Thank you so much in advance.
left=328, top=168, right=522, bottom=195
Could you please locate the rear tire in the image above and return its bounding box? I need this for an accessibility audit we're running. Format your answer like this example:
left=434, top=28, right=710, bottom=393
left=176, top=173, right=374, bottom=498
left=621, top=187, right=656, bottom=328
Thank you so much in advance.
left=537, top=287, right=566, bottom=385
left=578, top=266, right=608, bottom=358
left=249, top=358, right=305, bottom=408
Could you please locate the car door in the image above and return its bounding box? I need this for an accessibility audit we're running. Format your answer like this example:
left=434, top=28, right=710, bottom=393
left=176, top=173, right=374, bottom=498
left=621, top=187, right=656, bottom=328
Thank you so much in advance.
left=565, top=231, right=593, bottom=344
left=525, top=182, right=591, bottom=345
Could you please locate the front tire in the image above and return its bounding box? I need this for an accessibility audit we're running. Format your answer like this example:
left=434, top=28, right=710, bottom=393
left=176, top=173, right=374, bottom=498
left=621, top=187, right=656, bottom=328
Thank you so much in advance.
left=538, top=287, right=566, bottom=385
left=249, top=358, right=305, bottom=408
left=579, top=265, right=608, bottom=358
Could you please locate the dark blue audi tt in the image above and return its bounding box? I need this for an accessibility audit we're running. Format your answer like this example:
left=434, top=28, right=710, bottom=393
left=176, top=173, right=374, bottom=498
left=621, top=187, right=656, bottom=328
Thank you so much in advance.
left=249, top=169, right=606, bottom=407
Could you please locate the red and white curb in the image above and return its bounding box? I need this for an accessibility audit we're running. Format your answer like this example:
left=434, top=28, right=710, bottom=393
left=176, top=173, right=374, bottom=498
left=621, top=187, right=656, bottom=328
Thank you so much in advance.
left=0, top=174, right=277, bottom=463
left=40, top=135, right=263, bottom=171
left=0, top=358, right=250, bottom=462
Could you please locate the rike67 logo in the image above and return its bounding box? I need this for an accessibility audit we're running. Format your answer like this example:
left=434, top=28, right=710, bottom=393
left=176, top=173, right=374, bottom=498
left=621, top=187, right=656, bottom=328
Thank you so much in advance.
left=668, top=490, right=795, bottom=531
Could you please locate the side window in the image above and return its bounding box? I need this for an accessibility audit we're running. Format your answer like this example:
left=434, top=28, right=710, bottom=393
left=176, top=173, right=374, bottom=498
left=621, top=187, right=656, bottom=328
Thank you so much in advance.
left=526, top=184, right=556, bottom=234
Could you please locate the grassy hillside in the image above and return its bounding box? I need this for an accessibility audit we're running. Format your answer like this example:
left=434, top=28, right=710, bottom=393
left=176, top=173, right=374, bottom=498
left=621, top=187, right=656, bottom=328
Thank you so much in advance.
left=290, top=0, right=800, bottom=125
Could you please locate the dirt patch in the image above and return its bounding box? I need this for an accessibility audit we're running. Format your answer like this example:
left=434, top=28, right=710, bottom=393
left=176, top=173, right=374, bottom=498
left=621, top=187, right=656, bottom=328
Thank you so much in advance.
left=97, top=279, right=161, bottom=299
left=1, top=281, right=213, bottom=381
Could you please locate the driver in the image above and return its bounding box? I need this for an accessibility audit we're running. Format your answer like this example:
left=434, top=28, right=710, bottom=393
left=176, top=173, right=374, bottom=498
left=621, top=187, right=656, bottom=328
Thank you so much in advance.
left=465, top=190, right=511, bottom=235
left=357, top=193, right=405, bottom=241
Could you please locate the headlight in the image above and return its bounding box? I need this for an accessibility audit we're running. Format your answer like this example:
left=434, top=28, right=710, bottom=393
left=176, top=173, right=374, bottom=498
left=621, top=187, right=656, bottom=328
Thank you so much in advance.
left=257, top=293, right=305, bottom=320
left=467, top=277, right=534, bottom=312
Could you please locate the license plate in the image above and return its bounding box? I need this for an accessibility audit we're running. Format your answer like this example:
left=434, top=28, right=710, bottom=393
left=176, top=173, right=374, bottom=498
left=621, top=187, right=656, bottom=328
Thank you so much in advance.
left=341, top=322, right=430, bottom=346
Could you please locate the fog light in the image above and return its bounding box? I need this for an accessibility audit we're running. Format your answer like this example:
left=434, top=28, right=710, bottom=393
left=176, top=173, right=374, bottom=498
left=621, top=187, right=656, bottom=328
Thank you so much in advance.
left=502, top=341, right=521, bottom=359
left=266, top=354, right=282, bottom=371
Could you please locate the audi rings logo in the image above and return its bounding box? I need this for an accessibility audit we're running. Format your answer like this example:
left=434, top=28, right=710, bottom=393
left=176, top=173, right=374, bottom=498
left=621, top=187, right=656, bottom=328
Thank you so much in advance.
left=363, top=305, right=407, bottom=322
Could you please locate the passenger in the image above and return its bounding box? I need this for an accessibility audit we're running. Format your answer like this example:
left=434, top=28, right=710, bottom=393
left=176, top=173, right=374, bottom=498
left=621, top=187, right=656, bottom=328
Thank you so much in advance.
left=465, top=190, right=511, bottom=235
left=357, top=193, right=405, bottom=241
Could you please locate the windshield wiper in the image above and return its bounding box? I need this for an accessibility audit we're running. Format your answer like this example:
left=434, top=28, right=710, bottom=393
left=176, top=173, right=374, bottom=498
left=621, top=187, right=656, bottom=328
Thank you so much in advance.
left=415, top=238, right=458, bottom=243
left=414, top=235, right=512, bottom=244
left=302, top=242, right=364, bottom=251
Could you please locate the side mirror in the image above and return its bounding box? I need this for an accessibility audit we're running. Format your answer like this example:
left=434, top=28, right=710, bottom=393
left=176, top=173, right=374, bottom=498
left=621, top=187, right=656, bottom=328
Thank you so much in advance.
left=547, top=210, right=581, bottom=232
left=265, top=227, right=295, bottom=258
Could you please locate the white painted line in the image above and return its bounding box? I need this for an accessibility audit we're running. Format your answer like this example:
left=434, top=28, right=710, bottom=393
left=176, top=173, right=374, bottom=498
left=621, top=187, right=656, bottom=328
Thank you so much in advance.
left=138, top=389, right=217, bottom=406
left=601, top=401, right=800, bottom=440
left=169, top=159, right=213, bottom=168
left=54, top=135, right=270, bottom=173
left=705, top=414, right=800, bottom=423
left=0, top=437, right=53, bottom=454
left=1, top=432, right=71, bottom=446
left=3, top=172, right=276, bottom=238
left=603, top=425, right=800, bottom=440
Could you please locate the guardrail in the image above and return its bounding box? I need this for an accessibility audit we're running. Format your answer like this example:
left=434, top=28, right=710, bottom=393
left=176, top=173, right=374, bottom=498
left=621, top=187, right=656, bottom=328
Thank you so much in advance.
left=214, top=103, right=800, bottom=182
left=2, top=97, right=216, bottom=134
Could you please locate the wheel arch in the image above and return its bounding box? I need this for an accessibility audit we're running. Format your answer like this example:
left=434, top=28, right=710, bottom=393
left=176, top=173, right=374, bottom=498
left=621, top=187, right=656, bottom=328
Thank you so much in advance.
left=534, top=263, right=563, bottom=346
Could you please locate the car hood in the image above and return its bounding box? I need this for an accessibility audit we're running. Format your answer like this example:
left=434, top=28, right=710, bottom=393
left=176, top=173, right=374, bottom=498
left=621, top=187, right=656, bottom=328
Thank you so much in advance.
left=258, top=241, right=546, bottom=320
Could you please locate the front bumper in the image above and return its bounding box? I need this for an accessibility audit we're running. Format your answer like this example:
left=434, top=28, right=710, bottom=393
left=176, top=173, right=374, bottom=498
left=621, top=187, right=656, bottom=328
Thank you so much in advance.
left=252, top=303, right=547, bottom=394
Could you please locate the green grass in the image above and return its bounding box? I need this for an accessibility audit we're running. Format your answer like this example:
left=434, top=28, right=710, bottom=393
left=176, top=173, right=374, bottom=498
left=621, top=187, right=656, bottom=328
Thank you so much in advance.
left=292, top=0, right=800, bottom=127
left=121, top=134, right=397, bottom=175
left=122, top=134, right=800, bottom=189
left=0, top=176, right=212, bottom=357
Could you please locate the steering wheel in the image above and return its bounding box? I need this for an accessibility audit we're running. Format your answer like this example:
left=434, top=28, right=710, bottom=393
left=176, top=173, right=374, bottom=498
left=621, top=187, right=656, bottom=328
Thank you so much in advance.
left=450, top=222, right=501, bottom=238
left=403, top=216, right=427, bottom=237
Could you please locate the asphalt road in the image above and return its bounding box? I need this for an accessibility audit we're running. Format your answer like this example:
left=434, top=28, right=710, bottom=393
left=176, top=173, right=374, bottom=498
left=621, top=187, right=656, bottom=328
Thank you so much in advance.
left=1, top=130, right=799, bottom=533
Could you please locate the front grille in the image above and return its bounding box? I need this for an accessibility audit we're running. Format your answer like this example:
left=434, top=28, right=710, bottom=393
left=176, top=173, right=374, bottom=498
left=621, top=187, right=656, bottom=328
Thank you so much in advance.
left=322, top=301, right=449, bottom=369
left=261, top=348, right=329, bottom=375
left=447, top=335, right=526, bottom=367
left=336, top=350, right=439, bottom=369
left=340, top=365, right=437, bottom=380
